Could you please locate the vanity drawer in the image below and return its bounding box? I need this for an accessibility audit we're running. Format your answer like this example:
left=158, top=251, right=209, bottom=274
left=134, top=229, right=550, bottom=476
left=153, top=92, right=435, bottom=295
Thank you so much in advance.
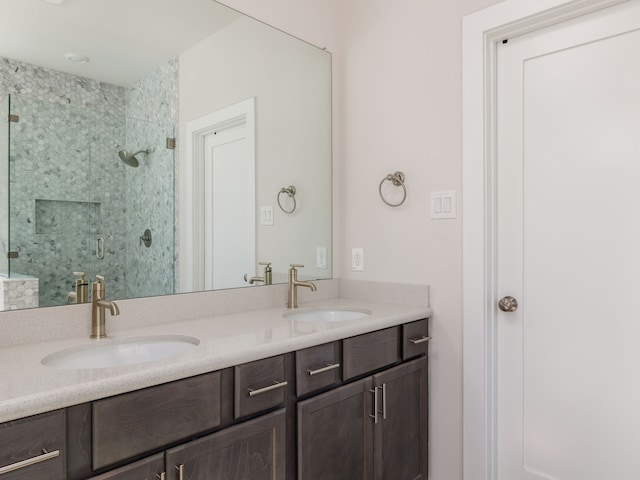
left=403, top=318, right=430, bottom=360
left=296, top=341, right=341, bottom=396
left=0, top=409, right=66, bottom=480
left=343, top=327, right=399, bottom=380
left=235, top=355, right=287, bottom=419
left=92, top=371, right=221, bottom=470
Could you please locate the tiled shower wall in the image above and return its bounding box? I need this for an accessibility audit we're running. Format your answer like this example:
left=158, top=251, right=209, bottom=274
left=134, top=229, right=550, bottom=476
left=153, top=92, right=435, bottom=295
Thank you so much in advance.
left=123, top=58, right=177, bottom=299
left=0, top=57, right=177, bottom=307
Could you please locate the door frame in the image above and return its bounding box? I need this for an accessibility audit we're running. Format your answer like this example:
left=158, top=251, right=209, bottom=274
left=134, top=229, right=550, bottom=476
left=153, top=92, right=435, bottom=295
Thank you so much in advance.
left=180, top=97, right=256, bottom=292
left=461, top=1, right=628, bottom=479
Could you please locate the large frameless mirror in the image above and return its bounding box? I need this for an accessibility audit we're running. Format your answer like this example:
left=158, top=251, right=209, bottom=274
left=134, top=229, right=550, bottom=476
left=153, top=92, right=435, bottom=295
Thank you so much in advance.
left=0, top=0, right=332, bottom=311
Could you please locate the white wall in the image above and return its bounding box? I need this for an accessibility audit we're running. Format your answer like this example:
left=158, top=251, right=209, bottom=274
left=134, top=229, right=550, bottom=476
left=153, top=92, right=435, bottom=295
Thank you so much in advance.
left=337, top=2, right=504, bottom=479
left=220, top=1, right=505, bottom=479
left=179, top=14, right=332, bottom=282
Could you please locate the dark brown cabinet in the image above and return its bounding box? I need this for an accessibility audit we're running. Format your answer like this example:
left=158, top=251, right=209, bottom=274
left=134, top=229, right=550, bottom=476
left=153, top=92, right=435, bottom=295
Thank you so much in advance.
left=297, top=377, right=373, bottom=479
left=92, top=371, right=221, bottom=470
left=342, top=327, right=399, bottom=380
left=234, top=354, right=287, bottom=419
left=0, top=410, right=66, bottom=480
left=297, top=357, right=427, bottom=480
left=87, top=453, right=164, bottom=479
left=87, top=410, right=286, bottom=480
left=166, top=409, right=286, bottom=480
left=1, top=319, right=429, bottom=480
left=373, top=357, right=428, bottom=480
left=295, top=341, right=341, bottom=396
left=402, top=319, right=430, bottom=360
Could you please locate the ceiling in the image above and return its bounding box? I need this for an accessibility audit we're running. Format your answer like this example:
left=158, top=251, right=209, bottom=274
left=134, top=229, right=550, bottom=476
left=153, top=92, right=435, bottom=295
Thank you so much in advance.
left=0, top=0, right=241, bottom=86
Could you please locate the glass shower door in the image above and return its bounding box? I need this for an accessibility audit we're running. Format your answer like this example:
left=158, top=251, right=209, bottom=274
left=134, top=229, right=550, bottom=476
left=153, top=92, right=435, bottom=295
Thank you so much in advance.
left=0, top=96, right=9, bottom=277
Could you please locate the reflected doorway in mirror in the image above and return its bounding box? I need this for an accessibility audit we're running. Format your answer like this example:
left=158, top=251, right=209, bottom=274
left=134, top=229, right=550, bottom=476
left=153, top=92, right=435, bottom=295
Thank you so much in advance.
left=183, top=98, right=256, bottom=292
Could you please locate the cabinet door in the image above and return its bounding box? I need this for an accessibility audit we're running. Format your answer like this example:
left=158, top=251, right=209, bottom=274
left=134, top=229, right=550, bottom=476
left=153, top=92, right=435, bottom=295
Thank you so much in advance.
left=297, top=377, right=373, bottom=480
left=87, top=453, right=164, bottom=479
left=373, top=357, right=428, bottom=480
left=165, top=409, right=285, bottom=480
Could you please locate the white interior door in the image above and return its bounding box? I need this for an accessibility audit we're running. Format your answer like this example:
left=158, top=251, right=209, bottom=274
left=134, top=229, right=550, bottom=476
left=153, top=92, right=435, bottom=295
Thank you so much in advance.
left=182, top=98, right=255, bottom=293
left=497, top=2, right=640, bottom=478
left=204, top=123, right=253, bottom=290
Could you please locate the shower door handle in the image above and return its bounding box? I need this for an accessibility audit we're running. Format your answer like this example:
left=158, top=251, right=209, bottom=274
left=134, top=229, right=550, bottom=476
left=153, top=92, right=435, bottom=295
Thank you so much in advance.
left=96, top=237, right=105, bottom=260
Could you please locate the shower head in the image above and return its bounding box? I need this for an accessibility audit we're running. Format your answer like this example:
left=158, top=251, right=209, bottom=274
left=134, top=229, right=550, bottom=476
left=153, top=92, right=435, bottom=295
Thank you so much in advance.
left=118, top=149, right=149, bottom=168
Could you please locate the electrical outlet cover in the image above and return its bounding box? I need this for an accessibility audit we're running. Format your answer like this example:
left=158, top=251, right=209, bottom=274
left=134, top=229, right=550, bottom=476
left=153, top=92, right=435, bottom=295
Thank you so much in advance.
left=352, top=247, right=364, bottom=271
left=316, top=247, right=327, bottom=269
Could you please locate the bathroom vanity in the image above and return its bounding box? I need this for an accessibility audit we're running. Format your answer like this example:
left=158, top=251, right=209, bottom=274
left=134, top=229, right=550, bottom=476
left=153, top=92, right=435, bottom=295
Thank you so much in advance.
left=0, top=296, right=430, bottom=480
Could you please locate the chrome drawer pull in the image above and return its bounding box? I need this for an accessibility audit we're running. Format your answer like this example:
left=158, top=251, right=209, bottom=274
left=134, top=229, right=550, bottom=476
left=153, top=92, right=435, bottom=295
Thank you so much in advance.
left=248, top=380, right=288, bottom=397
left=175, top=464, right=184, bottom=480
left=381, top=383, right=387, bottom=420
left=156, top=473, right=166, bottom=480
left=307, top=363, right=340, bottom=376
left=409, top=336, right=431, bottom=345
left=0, top=449, right=60, bottom=476
left=369, top=387, right=380, bottom=424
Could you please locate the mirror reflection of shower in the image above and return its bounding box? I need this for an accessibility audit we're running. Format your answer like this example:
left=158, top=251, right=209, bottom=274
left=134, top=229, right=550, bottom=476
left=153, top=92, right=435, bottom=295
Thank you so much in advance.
left=118, top=149, right=150, bottom=168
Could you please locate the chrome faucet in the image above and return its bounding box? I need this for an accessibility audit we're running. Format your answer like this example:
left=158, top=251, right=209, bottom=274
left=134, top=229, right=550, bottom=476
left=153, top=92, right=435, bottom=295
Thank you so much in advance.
left=246, top=262, right=273, bottom=285
left=91, top=275, right=120, bottom=339
left=67, top=271, right=89, bottom=304
left=287, top=264, right=316, bottom=308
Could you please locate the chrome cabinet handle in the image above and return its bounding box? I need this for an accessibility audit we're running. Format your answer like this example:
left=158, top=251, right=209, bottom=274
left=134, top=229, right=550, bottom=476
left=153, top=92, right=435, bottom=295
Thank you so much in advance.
left=307, top=363, right=340, bottom=376
left=0, top=449, right=59, bottom=476
left=381, top=383, right=387, bottom=420
left=369, top=386, right=380, bottom=424
left=248, top=380, right=288, bottom=397
left=369, top=385, right=388, bottom=423
left=409, top=336, right=431, bottom=345
left=175, top=464, right=184, bottom=480
left=156, top=473, right=166, bottom=480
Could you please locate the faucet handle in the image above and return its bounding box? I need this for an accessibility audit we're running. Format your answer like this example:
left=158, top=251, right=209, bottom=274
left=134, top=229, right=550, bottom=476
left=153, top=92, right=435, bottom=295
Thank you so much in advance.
left=289, top=264, right=304, bottom=269
left=95, top=275, right=105, bottom=284
left=260, top=262, right=272, bottom=272
left=72, top=271, right=87, bottom=285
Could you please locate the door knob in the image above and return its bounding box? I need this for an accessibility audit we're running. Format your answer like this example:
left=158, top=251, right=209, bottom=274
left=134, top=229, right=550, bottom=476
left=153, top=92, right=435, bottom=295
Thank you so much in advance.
left=498, top=296, right=518, bottom=312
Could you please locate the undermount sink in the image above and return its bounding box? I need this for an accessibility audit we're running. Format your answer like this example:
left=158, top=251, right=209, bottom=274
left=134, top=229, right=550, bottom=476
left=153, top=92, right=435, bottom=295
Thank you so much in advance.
left=284, top=307, right=372, bottom=323
left=41, top=335, right=200, bottom=370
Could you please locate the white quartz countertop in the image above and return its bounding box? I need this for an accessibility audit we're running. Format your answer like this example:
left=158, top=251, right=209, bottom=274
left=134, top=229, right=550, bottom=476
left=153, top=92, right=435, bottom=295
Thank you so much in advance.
left=0, top=297, right=430, bottom=423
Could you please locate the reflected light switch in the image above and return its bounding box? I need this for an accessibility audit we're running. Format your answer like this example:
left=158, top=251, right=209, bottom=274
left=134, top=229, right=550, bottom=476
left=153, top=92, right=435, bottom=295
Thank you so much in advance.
left=261, top=206, right=274, bottom=225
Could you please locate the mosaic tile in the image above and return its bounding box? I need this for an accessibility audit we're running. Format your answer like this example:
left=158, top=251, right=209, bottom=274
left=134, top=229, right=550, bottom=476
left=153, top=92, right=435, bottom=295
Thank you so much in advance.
left=2, top=57, right=177, bottom=308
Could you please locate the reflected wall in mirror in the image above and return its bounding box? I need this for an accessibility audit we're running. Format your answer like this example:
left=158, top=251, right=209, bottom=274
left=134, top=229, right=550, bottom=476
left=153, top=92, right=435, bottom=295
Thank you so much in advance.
left=0, top=0, right=332, bottom=311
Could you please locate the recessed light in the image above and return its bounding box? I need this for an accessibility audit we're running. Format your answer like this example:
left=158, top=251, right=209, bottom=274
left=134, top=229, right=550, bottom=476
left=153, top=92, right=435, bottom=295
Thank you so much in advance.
left=64, top=53, right=90, bottom=64
left=42, top=0, right=65, bottom=4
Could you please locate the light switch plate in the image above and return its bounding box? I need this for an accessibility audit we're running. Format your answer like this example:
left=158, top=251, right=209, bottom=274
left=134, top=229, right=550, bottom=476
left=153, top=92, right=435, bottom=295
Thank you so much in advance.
left=260, top=206, right=274, bottom=225
left=431, top=191, right=456, bottom=219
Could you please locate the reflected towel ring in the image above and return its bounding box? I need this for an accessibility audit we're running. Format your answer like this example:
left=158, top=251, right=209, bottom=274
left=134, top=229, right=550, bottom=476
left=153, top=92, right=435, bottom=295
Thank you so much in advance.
left=278, top=185, right=297, bottom=214
left=379, top=171, right=407, bottom=207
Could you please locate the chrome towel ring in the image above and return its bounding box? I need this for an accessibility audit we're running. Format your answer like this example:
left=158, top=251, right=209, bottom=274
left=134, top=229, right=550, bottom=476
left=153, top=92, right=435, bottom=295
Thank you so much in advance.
left=379, top=171, right=407, bottom=207
left=278, top=185, right=297, bottom=214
